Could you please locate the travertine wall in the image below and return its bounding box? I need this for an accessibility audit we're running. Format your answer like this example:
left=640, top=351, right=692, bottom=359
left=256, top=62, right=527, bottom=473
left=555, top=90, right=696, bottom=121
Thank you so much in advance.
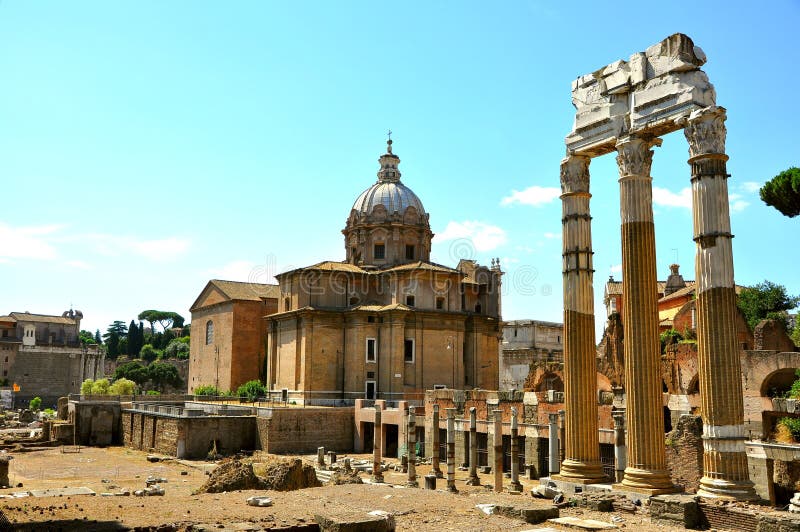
left=259, top=407, right=354, bottom=454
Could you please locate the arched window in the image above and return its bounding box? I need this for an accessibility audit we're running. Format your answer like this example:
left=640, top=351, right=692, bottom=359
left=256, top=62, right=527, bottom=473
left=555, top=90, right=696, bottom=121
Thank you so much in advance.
left=205, top=320, right=214, bottom=345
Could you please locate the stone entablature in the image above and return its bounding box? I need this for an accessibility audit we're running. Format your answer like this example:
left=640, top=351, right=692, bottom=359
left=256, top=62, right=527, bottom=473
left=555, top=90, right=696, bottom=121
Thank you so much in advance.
left=566, top=33, right=715, bottom=157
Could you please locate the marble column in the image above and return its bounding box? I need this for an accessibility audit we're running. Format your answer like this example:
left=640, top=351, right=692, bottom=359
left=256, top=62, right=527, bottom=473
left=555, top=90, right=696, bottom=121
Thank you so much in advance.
left=510, top=407, right=522, bottom=492
left=432, top=404, right=443, bottom=478
left=615, top=135, right=675, bottom=494
left=446, top=407, right=457, bottom=493
left=406, top=406, right=418, bottom=487
left=612, top=410, right=626, bottom=484
left=372, top=405, right=384, bottom=483
left=493, top=410, right=503, bottom=492
left=683, top=106, right=757, bottom=500
left=557, top=155, right=605, bottom=483
left=466, top=407, right=480, bottom=485
left=548, top=413, right=560, bottom=476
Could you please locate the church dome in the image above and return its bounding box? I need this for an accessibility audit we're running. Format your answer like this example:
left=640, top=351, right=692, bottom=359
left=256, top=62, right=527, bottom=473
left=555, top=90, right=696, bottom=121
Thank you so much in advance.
left=352, top=181, right=426, bottom=216
left=350, top=139, right=426, bottom=217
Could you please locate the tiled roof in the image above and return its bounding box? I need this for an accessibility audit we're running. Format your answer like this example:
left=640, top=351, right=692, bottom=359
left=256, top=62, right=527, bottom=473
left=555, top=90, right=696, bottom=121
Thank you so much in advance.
left=8, top=312, right=76, bottom=325
left=386, top=261, right=460, bottom=274
left=209, top=280, right=281, bottom=301
left=658, top=283, right=697, bottom=304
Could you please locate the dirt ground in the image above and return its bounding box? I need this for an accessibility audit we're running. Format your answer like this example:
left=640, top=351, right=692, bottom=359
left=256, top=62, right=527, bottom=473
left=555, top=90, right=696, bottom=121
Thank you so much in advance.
left=0, top=446, right=687, bottom=531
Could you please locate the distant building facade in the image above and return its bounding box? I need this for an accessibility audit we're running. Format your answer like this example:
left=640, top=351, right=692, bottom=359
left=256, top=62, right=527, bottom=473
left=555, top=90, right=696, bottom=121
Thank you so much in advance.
left=499, top=319, right=563, bottom=391
left=265, top=140, right=503, bottom=404
left=0, top=310, right=104, bottom=406
left=188, top=280, right=280, bottom=393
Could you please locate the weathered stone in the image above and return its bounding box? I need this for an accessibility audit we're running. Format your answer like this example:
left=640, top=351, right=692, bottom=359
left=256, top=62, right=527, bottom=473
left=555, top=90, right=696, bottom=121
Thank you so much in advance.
left=314, top=510, right=395, bottom=532
left=246, top=496, right=273, bottom=507
left=649, top=494, right=700, bottom=528
left=494, top=504, right=559, bottom=524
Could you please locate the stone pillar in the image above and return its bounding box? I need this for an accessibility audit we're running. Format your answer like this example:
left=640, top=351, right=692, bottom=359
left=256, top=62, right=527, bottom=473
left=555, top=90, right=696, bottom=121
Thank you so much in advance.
left=0, top=456, right=10, bottom=487
left=683, top=106, right=756, bottom=500
left=493, top=409, right=503, bottom=492
left=432, top=404, right=443, bottom=478
left=406, top=406, right=418, bottom=487
left=548, top=413, right=560, bottom=476
left=613, top=410, right=627, bottom=484
left=446, top=407, right=457, bottom=493
left=372, top=405, right=384, bottom=483
left=317, top=446, right=326, bottom=469
left=558, top=155, right=604, bottom=483
left=510, top=407, right=522, bottom=492
left=615, top=135, right=674, bottom=494
left=466, top=407, right=480, bottom=485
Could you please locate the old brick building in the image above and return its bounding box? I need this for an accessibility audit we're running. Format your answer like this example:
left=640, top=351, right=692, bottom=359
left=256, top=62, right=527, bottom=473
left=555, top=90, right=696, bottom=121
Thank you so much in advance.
left=265, top=140, right=502, bottom=404
left=0, top=310, right=104, bottom=406
left=188, top=280, right=280, bottom=393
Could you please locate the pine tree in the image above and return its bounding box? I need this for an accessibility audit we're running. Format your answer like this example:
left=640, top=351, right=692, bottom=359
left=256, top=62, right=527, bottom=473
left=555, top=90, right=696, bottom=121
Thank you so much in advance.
left=127, top=320, right=138, bottom=356
left=94, top=329, right=102, bottom=345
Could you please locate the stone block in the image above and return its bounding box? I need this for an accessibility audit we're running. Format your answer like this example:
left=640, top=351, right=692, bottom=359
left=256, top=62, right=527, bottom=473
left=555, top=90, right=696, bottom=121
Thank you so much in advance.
left=315, top=510, right=395, bottom=532
left=493, top=505, right=559, bottom=524
left=649, top=494, right=700, bottom=529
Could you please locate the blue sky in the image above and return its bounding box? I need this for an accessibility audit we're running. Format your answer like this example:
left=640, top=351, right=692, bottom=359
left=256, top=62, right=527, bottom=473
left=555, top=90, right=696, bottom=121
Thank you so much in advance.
left=1, top=1, right=798, bottom=337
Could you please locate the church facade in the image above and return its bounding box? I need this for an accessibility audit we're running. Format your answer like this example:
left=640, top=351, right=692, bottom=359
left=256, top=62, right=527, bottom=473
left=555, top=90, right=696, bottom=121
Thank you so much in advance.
left=265, top=140, right=502, bottom=403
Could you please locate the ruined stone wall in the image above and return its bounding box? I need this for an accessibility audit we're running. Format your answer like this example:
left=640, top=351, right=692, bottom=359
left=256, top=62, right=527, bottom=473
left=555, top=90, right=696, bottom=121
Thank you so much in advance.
left=121, top=412, right=257, bottom=458
left=664, top=415, right=703, bottom=493
left=260, top=407, right=354, bottom=454
left=754, top=319, right=797, bottom=352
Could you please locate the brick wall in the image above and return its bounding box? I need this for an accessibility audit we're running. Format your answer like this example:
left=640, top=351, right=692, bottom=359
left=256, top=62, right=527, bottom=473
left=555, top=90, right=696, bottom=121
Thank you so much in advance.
left=698, top=503, right=759, bottom=532
left=665, top=415, right=703, bottom=493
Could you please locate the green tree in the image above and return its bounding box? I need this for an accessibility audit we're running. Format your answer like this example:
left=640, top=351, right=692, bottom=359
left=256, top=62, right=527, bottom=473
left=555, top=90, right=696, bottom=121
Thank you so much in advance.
left=127, top=320, right=138, bottom=356
left=29, top=397, right=42, bottom=411
left=113, top=361, right=150, bottom=385
left=737, top=280, right=800, bottom=331
left=103, top=321, right=128, bottom=359
left=137, top=310, right=185, bottom=333
left=792, top=324, right=800, bottom=348
left=94, top=329, right=102, bottom=345
left=236, top=380, right=267, bottom=401
left=139, top=344, right=161, bottom=362
left=104, top=321, right=128, bottom=338
left=78, top=330, right=97, bottom=345
left=164, top=338, right=189, bottom=359
left=760, top=167, right=800, bottom=218
left=147, top=362, right=181, bottom=392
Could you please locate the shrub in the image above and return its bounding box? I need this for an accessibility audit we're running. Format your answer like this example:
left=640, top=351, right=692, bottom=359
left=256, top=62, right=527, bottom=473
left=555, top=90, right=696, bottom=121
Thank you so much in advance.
left=90, top=378, right=110, bottom=395
left=81, top=379, right=95, bottom=395
left=109, top=378, right=136, bottom=395
left=139, top=344, right=161, bottom=362
left=236, top=380, right=267, bottom=401
left=146, top=390, right=161, bottom=396
left=194, top=385, right=222, bottom=396
left=659, top=329, right=683, bottom=352
left=43, top=408, right=56, bottom=418
left=163, top=338, right=190, bottom=359
left=788, top=368, right=800, bottom=400
left=29, top=397, right=42, bottom=411
left=778, top=417, right=800, bottom=442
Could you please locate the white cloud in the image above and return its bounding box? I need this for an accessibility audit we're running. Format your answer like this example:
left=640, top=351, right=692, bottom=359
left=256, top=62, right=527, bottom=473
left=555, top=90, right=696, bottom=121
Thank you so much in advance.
left=728, top=193, right=750, bottom=213
left=543, top=232, right=559, bottom=240
left=741, top=181, right=761, bottom=193
left=501, top=186, right=561, bottom=207
left=610, top=264, right=622, bottom=274
left=437, top=220, right=508, bottom=252
left=208, top=260, right=258, bottom=281
left=653, top=186, right=692, bottom=209
left=501, top=257, right=520, bottom=265
left=66, top=260, right=93, bottom=270
left=0, top=222, right=62, bottom=260
left=80, top=233, right=190, bottom=262
left=132, top=237, right=190, bottom=262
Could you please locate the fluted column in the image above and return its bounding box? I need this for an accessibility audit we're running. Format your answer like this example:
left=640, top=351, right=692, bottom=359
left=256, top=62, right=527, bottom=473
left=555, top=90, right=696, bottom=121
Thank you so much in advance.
left=372, top=404, right=384, bottom=483
left=683, top=106, right=756, bottom=500
left=557, top=155, right=605, bottom=483
left=615, top=135, right=675, bottom=494
left=432, top=404, right=443, bottom=478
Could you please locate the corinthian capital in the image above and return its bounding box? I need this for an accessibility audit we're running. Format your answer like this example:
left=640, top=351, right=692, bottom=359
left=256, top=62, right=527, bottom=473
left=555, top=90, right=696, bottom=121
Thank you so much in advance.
left=615, top=136, right=659, bottom=178
left=683, top=106, right=727, bottom=158
left=560, top=155, right=590, bottom=194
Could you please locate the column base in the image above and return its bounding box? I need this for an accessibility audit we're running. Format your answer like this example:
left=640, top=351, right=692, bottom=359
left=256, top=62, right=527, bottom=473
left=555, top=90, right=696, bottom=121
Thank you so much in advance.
left=405, top=480, right=419, bottom=488
left=466, top=476, right=481, bottom=486
left=618, top=467, right=677, bottom=494
left=697, top=476, right=759, bottom=501
left=554, top=459, right=607, bottom=484
left=433, top=468, right=444, bottom=478
left=372, top=474, right=384, bottom=483
left=509, top=481, right=523, bottom=492
left=446, top=484, right=458, bottom=493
